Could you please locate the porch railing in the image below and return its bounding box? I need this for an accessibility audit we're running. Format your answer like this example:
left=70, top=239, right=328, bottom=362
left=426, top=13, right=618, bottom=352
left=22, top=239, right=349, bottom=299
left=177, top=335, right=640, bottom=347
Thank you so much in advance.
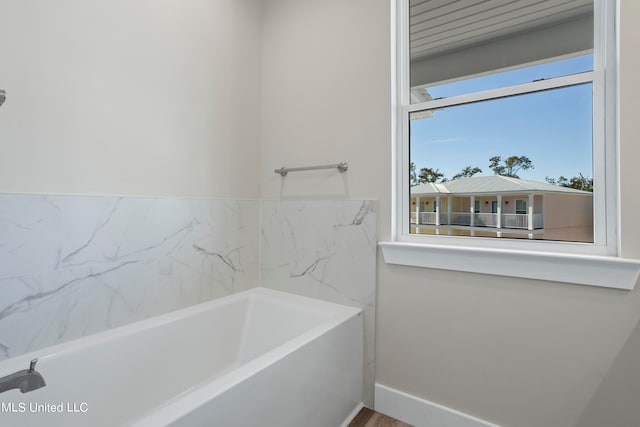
left=411, top=212, right=543, bottom=230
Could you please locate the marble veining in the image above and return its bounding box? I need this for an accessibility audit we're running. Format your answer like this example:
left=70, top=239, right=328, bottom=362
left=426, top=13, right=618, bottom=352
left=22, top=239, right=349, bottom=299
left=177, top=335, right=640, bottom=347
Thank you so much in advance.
left=0, top=194, right=259, bottom=360
left=260, top=200, right=377, bottom=406
left=0, top=194, right=377, bottom=408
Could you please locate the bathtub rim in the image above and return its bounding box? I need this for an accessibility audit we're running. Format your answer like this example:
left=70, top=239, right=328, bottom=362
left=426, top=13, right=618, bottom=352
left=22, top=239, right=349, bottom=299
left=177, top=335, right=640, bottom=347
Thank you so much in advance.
left=0, top=287, right=361, bottom=375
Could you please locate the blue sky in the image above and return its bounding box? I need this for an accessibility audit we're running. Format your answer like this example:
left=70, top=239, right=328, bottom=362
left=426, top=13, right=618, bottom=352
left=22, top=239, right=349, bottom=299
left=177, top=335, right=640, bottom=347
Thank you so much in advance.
left=410, top=55, right=594, bottom=183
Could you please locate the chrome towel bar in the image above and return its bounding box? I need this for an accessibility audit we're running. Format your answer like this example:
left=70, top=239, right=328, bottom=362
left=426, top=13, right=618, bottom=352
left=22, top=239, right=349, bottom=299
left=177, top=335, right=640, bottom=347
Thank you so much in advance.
left=274, top=162, right=348, bottom=177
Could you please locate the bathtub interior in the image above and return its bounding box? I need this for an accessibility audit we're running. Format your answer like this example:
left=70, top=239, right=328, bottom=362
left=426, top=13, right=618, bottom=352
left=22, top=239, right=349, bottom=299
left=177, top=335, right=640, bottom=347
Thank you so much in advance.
left=237, top=292, right=338, bottom=363
left=0, top=288, right=361, bottom=427
left=162, top=311, right=364, bottom=427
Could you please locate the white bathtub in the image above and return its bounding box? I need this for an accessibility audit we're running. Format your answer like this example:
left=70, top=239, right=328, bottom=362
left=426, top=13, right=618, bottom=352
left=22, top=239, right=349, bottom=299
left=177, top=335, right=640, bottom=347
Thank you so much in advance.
left=0, top=288, right=363, bottom=427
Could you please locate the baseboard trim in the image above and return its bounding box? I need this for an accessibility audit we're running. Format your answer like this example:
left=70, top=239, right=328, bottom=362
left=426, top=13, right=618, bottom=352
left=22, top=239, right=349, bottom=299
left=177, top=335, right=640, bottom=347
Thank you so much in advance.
left=374, top=384, right=500, bottom=427
left=338, top=402, right=364, bottom=427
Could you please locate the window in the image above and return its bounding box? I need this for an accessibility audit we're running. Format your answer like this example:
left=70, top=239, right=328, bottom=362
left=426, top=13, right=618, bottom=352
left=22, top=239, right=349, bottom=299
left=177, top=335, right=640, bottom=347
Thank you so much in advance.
left=384, top=0, right=640, bottom=290
left=397, top=0, right=618, bottom=256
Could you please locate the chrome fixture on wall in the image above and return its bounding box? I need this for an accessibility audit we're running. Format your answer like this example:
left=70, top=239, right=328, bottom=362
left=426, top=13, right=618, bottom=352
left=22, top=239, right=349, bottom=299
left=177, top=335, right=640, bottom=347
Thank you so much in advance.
left=0, top=90, right=5, bottom=107
left=274, top=161, right=348, bottom=177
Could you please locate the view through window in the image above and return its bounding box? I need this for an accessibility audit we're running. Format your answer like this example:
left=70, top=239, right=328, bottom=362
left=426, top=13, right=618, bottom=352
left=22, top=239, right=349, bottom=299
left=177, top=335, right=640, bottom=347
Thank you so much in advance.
left=408, top=0, right=595, bottom=243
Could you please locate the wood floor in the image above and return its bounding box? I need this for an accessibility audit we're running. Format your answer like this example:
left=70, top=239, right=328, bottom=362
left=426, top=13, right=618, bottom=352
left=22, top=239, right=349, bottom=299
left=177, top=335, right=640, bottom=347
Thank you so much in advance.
left=347, top=407, right=413, bottom=427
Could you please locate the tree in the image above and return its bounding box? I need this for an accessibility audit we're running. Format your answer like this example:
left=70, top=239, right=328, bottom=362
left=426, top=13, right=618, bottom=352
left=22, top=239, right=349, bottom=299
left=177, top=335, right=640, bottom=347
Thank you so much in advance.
left=489, top=155, right=534, bottom=178
left=545, top=176, right=568, bottom=186
left=418, top=167, right=445, bottom=183
left=452, top=166, right=482, bottom=180
left=546, top=173, right=593, bottom=192
left=567, top=174, right=593, bottom=192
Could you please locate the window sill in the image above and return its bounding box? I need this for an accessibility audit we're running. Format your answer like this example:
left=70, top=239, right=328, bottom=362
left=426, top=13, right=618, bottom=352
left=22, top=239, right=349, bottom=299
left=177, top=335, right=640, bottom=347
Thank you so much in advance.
left=379, top=242, right=640, bottom=290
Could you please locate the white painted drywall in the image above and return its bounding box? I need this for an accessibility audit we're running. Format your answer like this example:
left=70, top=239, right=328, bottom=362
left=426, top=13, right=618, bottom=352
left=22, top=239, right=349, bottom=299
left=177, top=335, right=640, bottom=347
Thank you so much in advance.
left=0, top=0, right=262, bottom=198
left=258, top=0, right=391, bottom=212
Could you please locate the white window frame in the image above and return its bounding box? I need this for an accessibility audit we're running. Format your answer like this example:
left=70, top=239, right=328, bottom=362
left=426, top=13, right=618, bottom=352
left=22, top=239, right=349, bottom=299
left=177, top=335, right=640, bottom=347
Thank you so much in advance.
left=382, top=0, right=640, bottom=290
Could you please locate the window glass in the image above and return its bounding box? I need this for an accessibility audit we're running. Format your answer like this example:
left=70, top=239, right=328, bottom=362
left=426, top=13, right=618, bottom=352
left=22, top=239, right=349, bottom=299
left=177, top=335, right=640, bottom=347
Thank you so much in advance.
left=405, top=0, right=605, bottom=245
left=409, top=84, right=594, bottom=243
left=414, top=54, right=593, bottom=101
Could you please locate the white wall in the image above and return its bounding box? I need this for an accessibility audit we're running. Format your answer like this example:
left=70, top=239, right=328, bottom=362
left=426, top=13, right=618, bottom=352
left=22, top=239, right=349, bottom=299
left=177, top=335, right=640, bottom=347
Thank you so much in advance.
left=257, top=1, right=640, bottom=426
left=258, top=0, right=391, bottom=208
left=619, top=1, right=640, bottom=260
left=0, top=0, right=264, bottom=367
left=0, top=0, right=262, bottom=198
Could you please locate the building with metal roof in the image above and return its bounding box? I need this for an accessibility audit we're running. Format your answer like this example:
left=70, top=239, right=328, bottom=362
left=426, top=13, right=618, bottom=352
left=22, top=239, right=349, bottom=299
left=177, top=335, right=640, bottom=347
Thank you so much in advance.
left=410, top=175, right=593, bottom=241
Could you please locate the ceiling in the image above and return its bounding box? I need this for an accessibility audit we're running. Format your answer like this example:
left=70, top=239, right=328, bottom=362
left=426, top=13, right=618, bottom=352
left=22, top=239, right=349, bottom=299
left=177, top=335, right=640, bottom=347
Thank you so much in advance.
left=410, top=0, right=594, bottom=59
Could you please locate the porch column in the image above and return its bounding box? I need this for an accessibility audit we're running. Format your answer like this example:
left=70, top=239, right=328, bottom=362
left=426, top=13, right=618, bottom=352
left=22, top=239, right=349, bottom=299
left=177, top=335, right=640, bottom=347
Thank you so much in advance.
left=469, top=195, right=475, bottom=236
left=528, top=193, right=534, bottom=239
left=435, top=196, right=441, bottom=226
left=447, top=197, right=452, bottom=235
left=415, top=196, right=421, bottom=224
left=496, top=194, right=502, bottom=238
left=469, top=196, right=475, bottom=227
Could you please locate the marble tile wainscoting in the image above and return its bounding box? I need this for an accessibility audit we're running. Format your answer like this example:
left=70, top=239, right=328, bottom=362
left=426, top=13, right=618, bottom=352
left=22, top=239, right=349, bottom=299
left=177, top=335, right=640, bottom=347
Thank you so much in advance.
left=0, top=194, right=259, bottom=360
left=0, top=195, right=378, bottom=406
left=261, top=200, right=377, bottom=406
